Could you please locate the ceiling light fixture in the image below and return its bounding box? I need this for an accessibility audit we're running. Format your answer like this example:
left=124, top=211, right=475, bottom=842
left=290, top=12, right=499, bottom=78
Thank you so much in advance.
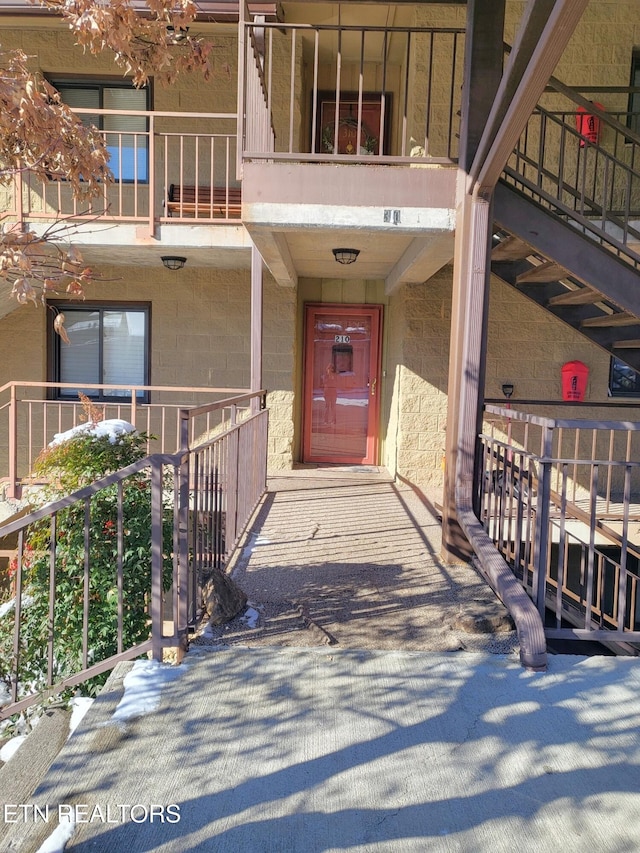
left=332, top=248, right=360, bottom=265
left=161, top=256, right=187, bottom=271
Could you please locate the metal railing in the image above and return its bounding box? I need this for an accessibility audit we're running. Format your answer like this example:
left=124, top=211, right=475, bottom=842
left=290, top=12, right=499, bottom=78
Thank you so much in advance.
left=502, top=78, right=640, bottom=269
left=239, top=6, right=465, bottom=165
left=0, top=382, right=251, bottom=500
left=4, top=109, right=240, bottom=236
left=0, top=390, right=268, bottom=719
left=179, top=391, right=268, bottom=626
left=479, top=404, right=640, bottom=647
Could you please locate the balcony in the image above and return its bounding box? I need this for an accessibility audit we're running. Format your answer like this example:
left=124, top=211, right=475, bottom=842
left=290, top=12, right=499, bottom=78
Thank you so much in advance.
left=1, top=110, right=252, bottom=272
left=237, top=8, right=463, bottom=287
left=0, top=9, right=465, bottom=288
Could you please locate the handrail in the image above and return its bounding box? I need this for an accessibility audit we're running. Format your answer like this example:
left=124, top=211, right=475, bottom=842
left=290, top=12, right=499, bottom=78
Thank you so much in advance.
left=0, top=380, right=248, bottom=396
left=0, top=381, right=252, bottom=499
left=479, top=406, right=640, bottom=647
left=0, top=391, right=269, bottom=718
left=72, top=107, right=237, bottom=121
left=503, top=75, right=640, bottom=270
left=545, top=76, right=640, bottom=149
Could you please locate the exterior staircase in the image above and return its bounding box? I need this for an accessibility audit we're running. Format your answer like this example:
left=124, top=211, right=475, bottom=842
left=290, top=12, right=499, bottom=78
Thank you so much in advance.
left=492, top=181, right=640, bottom=372
left=492, top=79, right=640, bottom=373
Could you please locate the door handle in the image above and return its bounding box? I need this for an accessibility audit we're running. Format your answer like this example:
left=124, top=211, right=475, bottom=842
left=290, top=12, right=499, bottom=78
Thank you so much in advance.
left=371, top=378, right=377, bottom=397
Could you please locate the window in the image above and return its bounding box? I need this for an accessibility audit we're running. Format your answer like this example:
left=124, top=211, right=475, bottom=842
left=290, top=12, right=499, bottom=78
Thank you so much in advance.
left=628, top=52, right=640, bottom=136
left=609, top=356, right=640, bottom=397
left=51, top=79, right=149, bottom=182
left=49, top=304, right=150, bottom=402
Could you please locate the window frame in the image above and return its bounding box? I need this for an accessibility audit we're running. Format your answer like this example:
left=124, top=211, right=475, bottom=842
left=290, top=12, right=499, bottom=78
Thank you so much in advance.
left=47, top=75, right=152, bottom=184
left=627, top=51, right=640, bottom=136
left=47, top=301, right=152, bottom=404
left=609, top=355, right=640, bottom=398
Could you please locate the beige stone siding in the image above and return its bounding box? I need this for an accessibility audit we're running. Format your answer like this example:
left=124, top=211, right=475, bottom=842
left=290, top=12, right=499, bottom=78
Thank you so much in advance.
left=0, top=266, right=296, bottom=476
left=384, top=272, right=450, bottom=494
left=382, top=265, right=640, bottom=498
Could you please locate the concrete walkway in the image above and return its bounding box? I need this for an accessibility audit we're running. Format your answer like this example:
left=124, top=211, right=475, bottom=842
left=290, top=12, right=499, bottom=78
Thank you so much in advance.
left=5, top=649, right=640, bottom=852
left=4, top=468, right=640, bottom=852
left=195, top=469, right=519, bottom=656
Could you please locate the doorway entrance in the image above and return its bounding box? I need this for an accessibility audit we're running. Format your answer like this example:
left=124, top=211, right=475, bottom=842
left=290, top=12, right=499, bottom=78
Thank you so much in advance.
left=302, top=304, right=382, bottom=464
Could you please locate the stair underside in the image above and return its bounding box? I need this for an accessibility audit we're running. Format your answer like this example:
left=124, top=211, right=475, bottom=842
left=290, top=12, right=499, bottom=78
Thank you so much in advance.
left=492, top=181, right=640, bottom=372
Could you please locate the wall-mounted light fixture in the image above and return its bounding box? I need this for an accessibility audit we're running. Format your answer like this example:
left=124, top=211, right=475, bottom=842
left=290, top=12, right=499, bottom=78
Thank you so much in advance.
left=161, top=256, right=187, bottom=271
left=332, top=248, right=360, bottom=265
left=502, top=383, right=514, bottom=399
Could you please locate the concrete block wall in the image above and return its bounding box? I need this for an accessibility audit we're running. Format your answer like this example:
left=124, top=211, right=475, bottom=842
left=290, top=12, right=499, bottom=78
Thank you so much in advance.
left=383, top=263, right=638, bottom=496
left=384, top=271, right=450, bottom=495
left=0, top=265, right=296, bottom=476
left=486, top=277, right=612, bottom=405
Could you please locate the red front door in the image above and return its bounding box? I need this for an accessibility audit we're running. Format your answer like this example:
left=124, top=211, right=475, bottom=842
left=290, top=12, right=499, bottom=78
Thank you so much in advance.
left=302, top=304, right=382, bottom=464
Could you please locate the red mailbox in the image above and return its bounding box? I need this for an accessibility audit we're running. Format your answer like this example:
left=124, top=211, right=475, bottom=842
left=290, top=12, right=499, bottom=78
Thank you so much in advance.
left=576, top=103, right=603, bottom=147
left=561, top=360, right=589, bottom=402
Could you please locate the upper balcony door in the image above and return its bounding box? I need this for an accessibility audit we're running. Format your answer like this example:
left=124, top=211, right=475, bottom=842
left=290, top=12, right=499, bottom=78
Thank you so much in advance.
left=303, top=304, right=382, bottom=465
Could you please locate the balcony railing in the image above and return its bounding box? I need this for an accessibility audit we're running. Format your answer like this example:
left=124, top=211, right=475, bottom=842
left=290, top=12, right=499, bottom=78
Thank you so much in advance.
left=239, top=3, right=465, bottom=166
left=479, top=404, right=640, bottom=649
left=0, top=381, right=252, bottom=500
left=0, top=390, right=268, bottom=720
left=502, top=77, right=640, bottom=270
left=3, top=109, right=241, bottom=236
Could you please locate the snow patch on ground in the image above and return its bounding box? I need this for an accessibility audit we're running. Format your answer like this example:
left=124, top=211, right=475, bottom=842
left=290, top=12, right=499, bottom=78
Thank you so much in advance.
left=69, top=697, right=94, bottom=735
left=110, top=659, right=185, bottom=726
left=240, top=605, right=261, bottom=628
left=35, top=817, right=75, bottom=853
left=0, top=734, right=27, bottom=762
left=49, top=419, right=135, bottom=447
left=243, top=533, right=271, bottom=558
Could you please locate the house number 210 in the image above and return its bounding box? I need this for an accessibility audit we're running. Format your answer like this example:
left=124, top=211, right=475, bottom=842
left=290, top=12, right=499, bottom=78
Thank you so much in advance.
left=335, top=335, right=351, bottom=343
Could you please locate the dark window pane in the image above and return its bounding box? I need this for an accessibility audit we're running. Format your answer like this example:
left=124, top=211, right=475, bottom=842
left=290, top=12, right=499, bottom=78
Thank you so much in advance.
left=609, top=357, right=640, bottom=396
left=54, top=306, right=149, bottom=401
left=51, top=80, right=149, bottom=182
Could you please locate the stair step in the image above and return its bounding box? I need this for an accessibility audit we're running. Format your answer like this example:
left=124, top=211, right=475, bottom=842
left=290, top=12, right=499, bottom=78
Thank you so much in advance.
left=547, top=288, right=603, bottom=307
left=613, top=339, right=640, bottom=348
left=517, top=260, right=569, bottom=284
left=580, top=313, right=640, bottom=328
left=491, top=235, right=532, bottom=261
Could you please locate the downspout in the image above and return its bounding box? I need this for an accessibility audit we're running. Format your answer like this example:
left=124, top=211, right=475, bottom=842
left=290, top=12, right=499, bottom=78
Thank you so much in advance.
left=452, top=187, right=548, bottom=671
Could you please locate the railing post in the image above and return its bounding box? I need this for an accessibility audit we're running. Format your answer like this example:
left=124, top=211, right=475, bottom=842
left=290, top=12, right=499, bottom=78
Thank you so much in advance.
left=7, top=383, right=18, bottom=500
left=533, top=423, right=554, bottom=620
left=237, top=1, right=247, bottom=180
left=176, top=451, right=190, bottom=658
left=151, top=457, right=164, bottom=661
left=14, top=171, right=24, bottom=224
left=148, top=112, right=156, bottom=236
left=179, top=408, right=190, bottom=453
left=130, top=389, right=137, bottom=429
left=226, top=428, right=240, bottom=554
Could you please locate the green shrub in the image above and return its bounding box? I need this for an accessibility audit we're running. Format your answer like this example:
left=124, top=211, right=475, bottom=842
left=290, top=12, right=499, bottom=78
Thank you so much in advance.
left=0, top=421, right=173, bottom=706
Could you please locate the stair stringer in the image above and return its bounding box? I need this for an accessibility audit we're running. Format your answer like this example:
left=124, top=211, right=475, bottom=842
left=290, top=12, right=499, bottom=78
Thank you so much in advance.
left=493, top=181, right=640, bottom=372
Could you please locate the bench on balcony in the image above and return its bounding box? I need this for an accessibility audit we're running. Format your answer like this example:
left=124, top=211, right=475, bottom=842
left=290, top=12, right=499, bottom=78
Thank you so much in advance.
left=166, top=184, right=242, bottom=219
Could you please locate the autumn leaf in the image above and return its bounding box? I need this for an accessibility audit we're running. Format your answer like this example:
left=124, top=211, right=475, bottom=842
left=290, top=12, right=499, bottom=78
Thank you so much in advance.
left=53, top=312, right=71, bottom=344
